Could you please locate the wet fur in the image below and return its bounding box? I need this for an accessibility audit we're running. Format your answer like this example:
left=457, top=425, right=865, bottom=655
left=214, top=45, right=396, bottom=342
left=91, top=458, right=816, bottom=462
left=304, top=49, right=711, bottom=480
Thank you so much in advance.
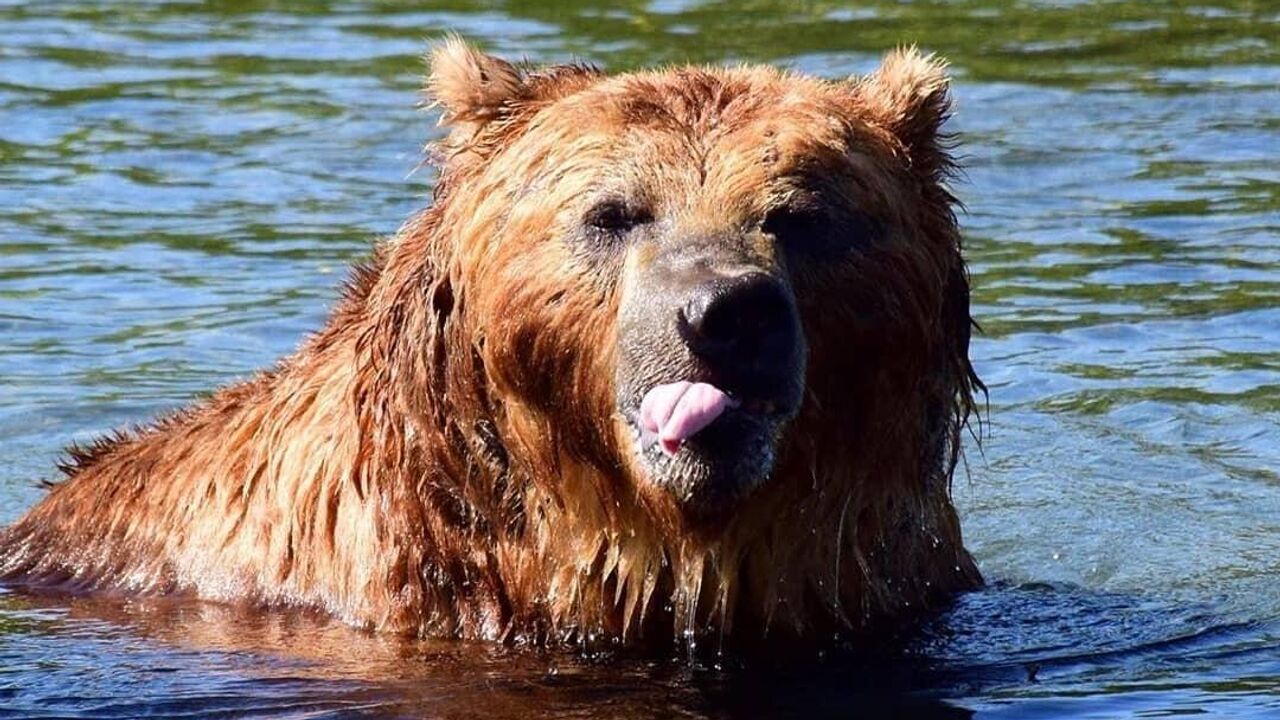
left=0, top=39, right=982, bottom=648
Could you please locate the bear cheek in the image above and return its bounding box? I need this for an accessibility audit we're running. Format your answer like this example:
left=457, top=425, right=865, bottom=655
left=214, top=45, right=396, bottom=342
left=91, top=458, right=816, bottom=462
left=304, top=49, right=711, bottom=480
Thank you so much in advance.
left=479, top=275, right=624, bottom=470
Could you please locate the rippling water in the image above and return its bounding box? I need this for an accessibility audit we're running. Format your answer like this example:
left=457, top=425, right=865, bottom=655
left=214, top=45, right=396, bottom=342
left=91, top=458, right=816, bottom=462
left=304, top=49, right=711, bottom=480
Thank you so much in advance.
left=1, top=1, right=1277, bottom=717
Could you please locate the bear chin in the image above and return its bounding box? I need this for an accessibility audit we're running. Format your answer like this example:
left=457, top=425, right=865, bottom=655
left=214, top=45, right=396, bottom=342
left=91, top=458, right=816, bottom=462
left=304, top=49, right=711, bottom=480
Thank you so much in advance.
left=624, top=406, right=787, bottom=519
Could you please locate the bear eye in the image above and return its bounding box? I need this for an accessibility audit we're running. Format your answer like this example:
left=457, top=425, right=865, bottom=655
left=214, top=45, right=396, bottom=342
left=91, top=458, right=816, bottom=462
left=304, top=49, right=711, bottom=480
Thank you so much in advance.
left=761, top=205, right=827, bottom=244
left=757, top=204, right=829, bottom=249
left=761, top=202, right=879, bottom=259
left=585, top=200, right=652, bottom=236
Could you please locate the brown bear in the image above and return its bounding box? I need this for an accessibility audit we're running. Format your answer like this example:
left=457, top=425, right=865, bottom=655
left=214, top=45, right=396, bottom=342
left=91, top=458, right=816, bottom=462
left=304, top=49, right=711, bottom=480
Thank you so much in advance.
left=0, top=38, right=983, bottom=649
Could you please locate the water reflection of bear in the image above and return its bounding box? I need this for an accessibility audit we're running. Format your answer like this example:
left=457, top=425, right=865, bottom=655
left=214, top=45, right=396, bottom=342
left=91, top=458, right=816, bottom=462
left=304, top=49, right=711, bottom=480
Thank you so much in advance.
left=1, top=38, right=983, bottom=651
left=1, top=590, right=979, bottom=719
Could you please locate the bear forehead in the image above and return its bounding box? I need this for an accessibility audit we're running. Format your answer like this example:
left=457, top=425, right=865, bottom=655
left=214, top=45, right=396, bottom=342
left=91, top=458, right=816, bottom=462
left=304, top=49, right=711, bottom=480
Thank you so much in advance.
left=546, top=68, right=866, bottom=155
left=491, top=69, right=893, bottom=205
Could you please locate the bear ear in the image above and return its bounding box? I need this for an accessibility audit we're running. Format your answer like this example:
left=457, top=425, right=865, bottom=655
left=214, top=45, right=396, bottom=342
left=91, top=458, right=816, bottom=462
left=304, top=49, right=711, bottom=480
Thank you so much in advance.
left=425, top=36, right=528, bottom=127
left=853, top=47, right=954, bottom=177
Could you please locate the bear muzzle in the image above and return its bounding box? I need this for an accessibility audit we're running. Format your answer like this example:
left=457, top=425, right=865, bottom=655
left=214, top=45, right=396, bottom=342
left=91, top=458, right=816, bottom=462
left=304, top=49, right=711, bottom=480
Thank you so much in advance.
left=616, top=243, right=807, bottom=518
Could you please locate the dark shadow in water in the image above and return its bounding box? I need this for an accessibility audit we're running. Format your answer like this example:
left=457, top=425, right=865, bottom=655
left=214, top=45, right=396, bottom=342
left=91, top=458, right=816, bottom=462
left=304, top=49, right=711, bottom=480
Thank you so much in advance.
left=4, top=581, right=1277, bottom=719
left=0, top=585, right=970, bottom=719
left=684, top=664, right=976, bottom=719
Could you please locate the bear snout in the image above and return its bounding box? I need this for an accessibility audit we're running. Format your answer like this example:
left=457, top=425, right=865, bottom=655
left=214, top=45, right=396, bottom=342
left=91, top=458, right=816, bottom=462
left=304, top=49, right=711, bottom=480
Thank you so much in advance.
left=676, top=270, right=802, bottom=401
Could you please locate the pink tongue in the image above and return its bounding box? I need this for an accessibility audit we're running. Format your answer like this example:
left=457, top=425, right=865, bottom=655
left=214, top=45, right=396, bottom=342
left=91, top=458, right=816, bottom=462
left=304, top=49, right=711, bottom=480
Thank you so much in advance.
left=639, top=381, right=736, bottom=456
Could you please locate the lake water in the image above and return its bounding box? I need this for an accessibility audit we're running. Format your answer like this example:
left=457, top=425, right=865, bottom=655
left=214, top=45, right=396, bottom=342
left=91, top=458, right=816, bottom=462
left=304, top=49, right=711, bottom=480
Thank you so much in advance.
left=1, top=1, right=1277, bottom=717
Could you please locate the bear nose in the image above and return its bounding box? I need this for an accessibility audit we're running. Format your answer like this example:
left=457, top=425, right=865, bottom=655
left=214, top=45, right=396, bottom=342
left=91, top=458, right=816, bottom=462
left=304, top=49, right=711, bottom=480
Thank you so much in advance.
left=678, top=272, right=799, bottom=383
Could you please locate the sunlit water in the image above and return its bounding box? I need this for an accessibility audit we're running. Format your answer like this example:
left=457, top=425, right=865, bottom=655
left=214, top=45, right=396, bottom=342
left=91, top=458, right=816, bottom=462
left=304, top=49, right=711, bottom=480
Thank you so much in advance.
left=1, top=1, right=1277, bottom=717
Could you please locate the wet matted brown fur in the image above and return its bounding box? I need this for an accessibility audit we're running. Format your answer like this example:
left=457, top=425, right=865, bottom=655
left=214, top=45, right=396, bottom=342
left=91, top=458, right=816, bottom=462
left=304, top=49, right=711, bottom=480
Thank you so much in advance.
left=0, top=38, right=983, bottom=649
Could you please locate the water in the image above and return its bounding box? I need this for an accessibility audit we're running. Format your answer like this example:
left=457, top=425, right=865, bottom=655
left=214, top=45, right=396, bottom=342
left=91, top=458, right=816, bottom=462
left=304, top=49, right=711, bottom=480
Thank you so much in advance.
left=1, top=0, right=1277, bottom=717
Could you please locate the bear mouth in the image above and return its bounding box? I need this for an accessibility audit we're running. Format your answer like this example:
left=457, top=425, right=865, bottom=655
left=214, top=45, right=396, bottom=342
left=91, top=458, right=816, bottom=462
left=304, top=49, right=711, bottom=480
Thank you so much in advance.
left=620, top=379, right=796, bottom=518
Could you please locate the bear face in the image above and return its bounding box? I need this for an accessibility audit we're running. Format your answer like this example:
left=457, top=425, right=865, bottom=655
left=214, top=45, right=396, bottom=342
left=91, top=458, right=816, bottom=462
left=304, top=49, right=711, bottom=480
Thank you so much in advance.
left=427, top=40, right=976, bottom=534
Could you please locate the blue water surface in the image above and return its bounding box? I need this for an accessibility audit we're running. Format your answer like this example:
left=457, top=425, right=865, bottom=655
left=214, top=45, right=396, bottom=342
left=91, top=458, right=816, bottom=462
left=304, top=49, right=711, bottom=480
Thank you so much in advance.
left=1, top=1, right=1278, bottom=717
